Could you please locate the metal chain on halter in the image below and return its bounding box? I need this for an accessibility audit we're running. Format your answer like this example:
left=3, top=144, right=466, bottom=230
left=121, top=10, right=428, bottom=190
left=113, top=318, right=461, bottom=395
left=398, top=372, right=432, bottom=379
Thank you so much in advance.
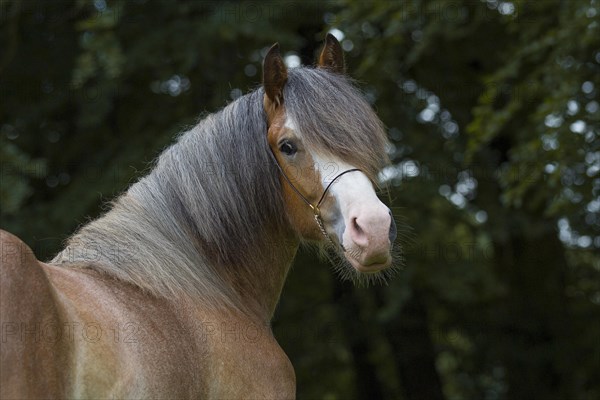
left=267, top=148, right=361, bottom=251
left=313, top=212, right=340, bottom=250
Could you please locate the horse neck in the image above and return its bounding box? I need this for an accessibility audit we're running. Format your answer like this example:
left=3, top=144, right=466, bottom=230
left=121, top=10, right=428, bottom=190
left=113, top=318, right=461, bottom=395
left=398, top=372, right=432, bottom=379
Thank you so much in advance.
left=56, top=194, right=300, bottom=323
left=222, top=234, right=299, bottom=321
left=54, top=91, right=303, bottom=322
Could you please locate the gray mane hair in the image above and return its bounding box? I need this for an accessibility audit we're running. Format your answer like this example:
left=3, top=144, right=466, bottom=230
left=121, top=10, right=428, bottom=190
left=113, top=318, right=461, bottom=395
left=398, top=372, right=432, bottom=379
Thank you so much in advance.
left=284, top=68, right=389, bottom=183
left=52, top=66, right=390, bottom=309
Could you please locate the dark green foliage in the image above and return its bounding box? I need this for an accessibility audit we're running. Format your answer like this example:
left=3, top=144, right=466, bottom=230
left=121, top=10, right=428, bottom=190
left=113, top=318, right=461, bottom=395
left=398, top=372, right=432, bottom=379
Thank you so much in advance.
left=1, top=1, right=598, bottom=399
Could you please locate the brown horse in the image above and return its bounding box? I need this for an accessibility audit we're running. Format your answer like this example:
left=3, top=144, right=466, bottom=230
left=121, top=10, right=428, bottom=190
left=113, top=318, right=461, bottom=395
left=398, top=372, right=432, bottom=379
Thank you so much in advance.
left=1, top=35, right=397, bottom=399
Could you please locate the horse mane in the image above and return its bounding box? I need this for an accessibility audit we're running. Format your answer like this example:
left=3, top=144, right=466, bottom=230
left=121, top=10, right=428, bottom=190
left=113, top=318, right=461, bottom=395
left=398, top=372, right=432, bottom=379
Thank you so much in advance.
left=52, top=67, right=389, bottom=311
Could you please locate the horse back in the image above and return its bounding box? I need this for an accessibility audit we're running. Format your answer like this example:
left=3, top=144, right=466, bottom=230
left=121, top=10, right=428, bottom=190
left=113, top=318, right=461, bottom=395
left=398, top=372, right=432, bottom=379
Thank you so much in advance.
left=1, top=230, right=295, bottom=399
left=0, top=230, right=70, bottom=398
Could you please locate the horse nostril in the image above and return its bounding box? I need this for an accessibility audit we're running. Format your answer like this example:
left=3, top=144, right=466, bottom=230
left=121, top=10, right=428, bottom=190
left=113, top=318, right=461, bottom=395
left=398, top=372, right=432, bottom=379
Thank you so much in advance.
left=349, top=217, right=369, bottom=247
left=353, top=218, right=363, bottom=234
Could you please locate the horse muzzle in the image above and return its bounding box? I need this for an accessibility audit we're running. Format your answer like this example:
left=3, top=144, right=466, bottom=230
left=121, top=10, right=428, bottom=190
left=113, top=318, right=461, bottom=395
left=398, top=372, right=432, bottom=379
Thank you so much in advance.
left=342, top=205, right=396, bottom=273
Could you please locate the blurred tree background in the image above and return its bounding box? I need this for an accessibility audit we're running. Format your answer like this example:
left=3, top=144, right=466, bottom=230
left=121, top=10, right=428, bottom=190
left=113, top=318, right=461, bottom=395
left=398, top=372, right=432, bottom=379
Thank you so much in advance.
left=1, top=0, right=599, bottom=399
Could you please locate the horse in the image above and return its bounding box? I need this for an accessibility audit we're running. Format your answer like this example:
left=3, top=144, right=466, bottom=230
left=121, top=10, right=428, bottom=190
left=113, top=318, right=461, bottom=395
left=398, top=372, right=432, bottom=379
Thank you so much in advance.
left=0, top=34, right=397, bottom=399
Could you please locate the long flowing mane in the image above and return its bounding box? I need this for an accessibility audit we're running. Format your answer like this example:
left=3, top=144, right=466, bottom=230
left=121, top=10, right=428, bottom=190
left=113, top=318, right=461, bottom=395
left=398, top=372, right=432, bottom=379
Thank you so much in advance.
left=52, top=67, right=389, bottom=310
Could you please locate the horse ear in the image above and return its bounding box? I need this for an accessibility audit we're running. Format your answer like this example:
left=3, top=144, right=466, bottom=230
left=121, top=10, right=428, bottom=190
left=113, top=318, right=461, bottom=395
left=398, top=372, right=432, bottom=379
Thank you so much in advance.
left=263, top=43, right=288, bottom=107
left=317, top=33, right=345, bottom=74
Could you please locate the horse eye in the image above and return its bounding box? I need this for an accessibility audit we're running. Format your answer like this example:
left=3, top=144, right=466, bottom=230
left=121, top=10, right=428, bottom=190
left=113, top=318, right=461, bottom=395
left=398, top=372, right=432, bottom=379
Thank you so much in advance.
left=279, top=140, right=297, bottom=156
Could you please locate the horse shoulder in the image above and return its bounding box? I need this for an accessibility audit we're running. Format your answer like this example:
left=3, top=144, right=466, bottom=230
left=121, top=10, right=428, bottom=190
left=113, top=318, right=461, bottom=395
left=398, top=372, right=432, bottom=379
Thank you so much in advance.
left=200, top=313, right=296, bottom=399
left=248, top=333, right=296, bottom=399
left=0, top=230, right=70, bottom=398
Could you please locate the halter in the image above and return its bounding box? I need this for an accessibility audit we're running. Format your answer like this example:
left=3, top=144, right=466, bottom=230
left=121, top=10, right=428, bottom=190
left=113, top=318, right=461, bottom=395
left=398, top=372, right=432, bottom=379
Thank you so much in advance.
left=268, top=148, right=361, bottom=250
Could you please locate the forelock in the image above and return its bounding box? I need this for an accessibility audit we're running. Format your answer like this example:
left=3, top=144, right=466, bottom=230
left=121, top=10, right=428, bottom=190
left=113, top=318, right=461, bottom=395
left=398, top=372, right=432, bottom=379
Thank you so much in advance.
left=283, top=67, right=389, bottom=182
